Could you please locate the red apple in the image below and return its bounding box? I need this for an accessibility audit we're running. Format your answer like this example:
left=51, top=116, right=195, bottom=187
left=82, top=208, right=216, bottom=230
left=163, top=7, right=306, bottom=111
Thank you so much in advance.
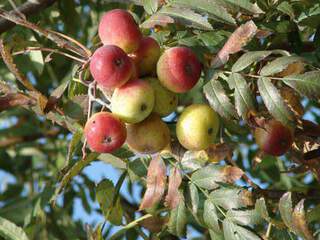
left=98, top=9, right=142, bottom=53
left=254, top=119, right=294, bottom=156
left=157, top=47, right=202, bottom=93
left=131, top=37, right=160, bottom=76
left=90, top=45, right=133, bottom=89
left=84, top=112, right=127, bottom=153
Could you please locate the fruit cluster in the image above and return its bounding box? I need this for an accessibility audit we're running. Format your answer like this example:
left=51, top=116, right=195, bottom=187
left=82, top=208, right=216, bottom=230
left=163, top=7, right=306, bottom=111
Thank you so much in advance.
left=84, top=9, right=294, bottom=157
left=84, top=9, right=220, bottom=154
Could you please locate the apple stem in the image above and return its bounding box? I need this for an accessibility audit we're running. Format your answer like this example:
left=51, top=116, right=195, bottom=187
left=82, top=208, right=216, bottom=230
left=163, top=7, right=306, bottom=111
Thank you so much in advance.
left=87, top=81, right=111, bottom=109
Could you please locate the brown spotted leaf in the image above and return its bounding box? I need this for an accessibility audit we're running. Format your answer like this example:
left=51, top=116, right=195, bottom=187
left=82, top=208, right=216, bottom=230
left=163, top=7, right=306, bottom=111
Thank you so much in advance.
left=206, top=143, right=235, bottom=163
left=0, top=93, right=35, bottom=111
left=165, top=167, right=182, bottom=209
left=139, top=156, right=166, bottom=210
left=292, top=200, right=314, bottom=240
left=211, top=21, right=257, bottom=68
left=140, top=13, right=174, bottom=28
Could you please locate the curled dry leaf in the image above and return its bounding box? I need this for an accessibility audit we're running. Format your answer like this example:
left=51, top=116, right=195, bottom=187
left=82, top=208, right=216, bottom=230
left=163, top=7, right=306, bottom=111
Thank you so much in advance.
left=0, top=93, right=35, bottom=111
left=222, top=166, right=244, bottom=184
left=165, top=167, right=182, bottom=209
left=211, top=21, right=257, bottom=68
left=139, top=215, right=167, bottom=233
left=292, top=200, right=314, bottom=240
left=139, top=156, right=166, bottom=210
left=206, top=143, right=235, bottom=163
left=280, top=87, right=304, bottom=118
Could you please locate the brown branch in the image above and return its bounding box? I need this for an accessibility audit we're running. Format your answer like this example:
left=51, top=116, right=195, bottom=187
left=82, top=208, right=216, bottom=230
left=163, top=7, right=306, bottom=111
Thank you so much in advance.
left=0, top=0, right=57, bottom=34
left=0, top=128, right=60, bottom=148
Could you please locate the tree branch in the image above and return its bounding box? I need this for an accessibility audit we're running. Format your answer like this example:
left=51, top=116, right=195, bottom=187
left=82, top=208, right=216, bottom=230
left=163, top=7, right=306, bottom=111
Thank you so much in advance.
left=0, top=0, right=57, bottom=34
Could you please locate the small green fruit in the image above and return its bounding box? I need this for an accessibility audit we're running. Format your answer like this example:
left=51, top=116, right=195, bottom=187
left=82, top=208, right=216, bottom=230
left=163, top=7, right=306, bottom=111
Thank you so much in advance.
left=176, top=104, right=219, bottom=150
left=111, top=79, right=155, bottom=123
left=145, top=77, right=178, bottom=117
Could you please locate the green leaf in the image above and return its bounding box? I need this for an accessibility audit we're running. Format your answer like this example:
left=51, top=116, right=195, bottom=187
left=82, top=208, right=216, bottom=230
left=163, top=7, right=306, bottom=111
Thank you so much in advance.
left=191, top=164, right=237, bottom=190
left=143, top=0, right=158, bottom=14
left=127, top=157, right=149, bottom=181
left=203, top=77, right=237, bottom=120
left=210, top=229, right=225, bottom=240
left=257, top=77, right=294, bottom=125
left=228, top=73, right=256, bottom=120
left=168, top=197, right=187, bottom=237
left=96, top=179, right=123, bottom=225
left=223, top=219, right=261, bottom=240
left=181, top=150, right=207, bottom=172
left=277, top=1, right=295, bottom=19
left=159, top=6, right=213, bottom=30
left=282, top=71, right=320, bottom=98
left=232, top=51, right=272, bottom=72
left=189, top=183, right=200, bottom=216
left=0, top=217, right=29, bottom=240
left=260, top=56, right=304, bottom=76
left=204, top=199, right=220, bottom=232
left=279, top=192, right=293, bottom=230
left=226, top=209, right=262, bottom=226
left=28, top=49, right=44, bottom=75
left=255, top=198, right=270, bottom=222
left=209, top=188, right=253, bottom=210
left=219, top=0, right=264, bottom=14
left=171, top=0, right=236, bottom=25
left=67, top=129, right=83, bottom=162
left=292, top=200, right=314, bottom=240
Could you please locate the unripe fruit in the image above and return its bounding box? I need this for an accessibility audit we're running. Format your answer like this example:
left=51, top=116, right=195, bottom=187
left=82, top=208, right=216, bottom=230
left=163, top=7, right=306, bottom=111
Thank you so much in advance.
left=111, top=79, right=155, bottom=123
left=157, top=47, right=202, bottom=93
left=131, top=37, right=160, bottom=76
left=98, top=9, right=142, bottom=53
left=254, top=119, right=294, bottom=156
left=126, top=113, right=170, bottom=154
left=84, top=112, right=126, bottom=153
left=145, top=77, right=178, bottom=117
left=90, top=45, right=133, bottom=89
left=176, top=104, right=219, bottom=151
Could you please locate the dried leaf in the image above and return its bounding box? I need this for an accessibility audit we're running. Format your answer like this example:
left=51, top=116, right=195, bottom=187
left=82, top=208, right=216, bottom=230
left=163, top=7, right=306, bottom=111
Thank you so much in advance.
left=139, top=156, right=166, bottom=210
left=211, top=21, right=257, bottom=68
left=292, top=200, right=314, bottom=240
left=140, top=13, right=174, bottom=28
left=0, top=93, right=35, bottom=111
left=165, top=167, right=182, bottom=209
left=44, top=80, right=69, bottom=113
left=139, top=215, right=167, bottom=233
left=206, top=143, right=235, bottom=162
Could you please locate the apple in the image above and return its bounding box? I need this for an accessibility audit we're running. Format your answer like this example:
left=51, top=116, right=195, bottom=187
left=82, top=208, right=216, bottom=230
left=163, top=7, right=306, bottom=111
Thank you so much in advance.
left=254, top=119, right=293, bottom=156
left=131, top=37, right=160, bottom=76
left=84, top=112, right=126, bottom=153
left=111, top=78, right=155, bottom=123
left=98, top=9, right=142, bottom=53
left=90, top=45, right=133, bottom=89
left=126, top=113, right=170, bottom=154
left=157, top=47, right=202, bottom=93
left=176, top=104, right=219, bottom=150
left=145, top=77, right=178, bottom=117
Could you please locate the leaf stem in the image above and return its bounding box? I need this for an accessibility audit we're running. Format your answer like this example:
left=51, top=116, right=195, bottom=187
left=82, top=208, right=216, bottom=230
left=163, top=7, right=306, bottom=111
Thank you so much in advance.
left=12, top=47, right=87, bottom=64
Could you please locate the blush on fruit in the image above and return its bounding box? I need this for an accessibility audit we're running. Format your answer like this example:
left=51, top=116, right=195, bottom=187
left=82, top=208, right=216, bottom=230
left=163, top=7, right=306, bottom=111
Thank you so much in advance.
left=90, top=45, right=133, bottom=89
left=111, top=78, right=155, bottom=124
left=157, top=46, right=202, bottom=93
left=254, top=119, right=294, bottom=156
left=98, top=9, right=142, bottom=53
left=131, top=37, right=160, bottom=77
left=84, top=112, right=127, bottom=153
left=126, top=113, right=170, bottom=154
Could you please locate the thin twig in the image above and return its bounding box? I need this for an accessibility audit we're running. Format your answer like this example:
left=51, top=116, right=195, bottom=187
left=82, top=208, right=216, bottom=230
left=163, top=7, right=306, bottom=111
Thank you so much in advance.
left=12, top=47, right=87, bottom=63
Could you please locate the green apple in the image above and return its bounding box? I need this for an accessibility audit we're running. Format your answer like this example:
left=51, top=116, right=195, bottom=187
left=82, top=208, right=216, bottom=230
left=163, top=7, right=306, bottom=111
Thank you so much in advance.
left=126, top=113, right=170, bottom=154
left=145, top=77, right=178, bottom=117
left=176, top=104, right=219, bottom=150
left=111, top=79, right=155, bottom=123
